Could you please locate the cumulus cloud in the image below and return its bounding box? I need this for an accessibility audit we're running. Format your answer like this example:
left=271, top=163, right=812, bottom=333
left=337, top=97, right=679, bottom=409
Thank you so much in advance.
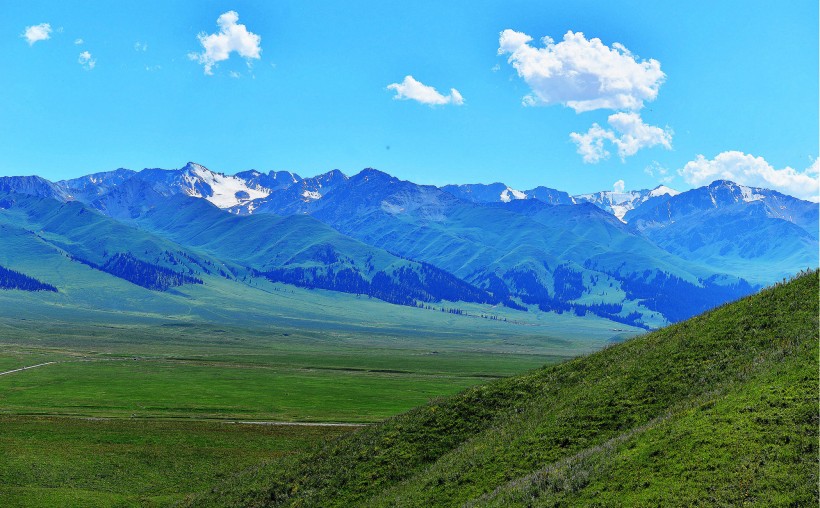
left=499, top=29, right=671, bottom=163
left=570, top=112, right=672, bottom=163
left=569, top=123, right=611, bottom=164
left=78, top=51, right=96, bottom=70
left=22, top=23, right=52, bottom=45
left=644, top=161, right=674, bottom=184
left=679, top=151, right=820, bottom=202
left=188, top=11, right=261, bottom=75
left=613, top=179, right=625, bottom=193
left=387, top=75, right=464, bottom=106
left=498, top=29, right=664, bottom=113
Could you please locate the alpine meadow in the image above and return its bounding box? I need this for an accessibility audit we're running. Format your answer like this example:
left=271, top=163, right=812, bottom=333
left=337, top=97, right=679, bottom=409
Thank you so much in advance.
left=1, top=2, right=817, bottom=507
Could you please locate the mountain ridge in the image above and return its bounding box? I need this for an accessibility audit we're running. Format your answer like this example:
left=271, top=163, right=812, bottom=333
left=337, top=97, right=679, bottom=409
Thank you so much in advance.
left=1, top=163, right=816, bottom=326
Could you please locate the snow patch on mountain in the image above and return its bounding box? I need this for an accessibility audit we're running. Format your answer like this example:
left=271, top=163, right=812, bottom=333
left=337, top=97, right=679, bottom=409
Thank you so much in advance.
left=738, top=184, right=764, bottom=203
left=575, top=185, right=681, bottom=221
left=649, top=185, right=680, bottom=198
left=183, top=163, right=270, bottom=208
left=500, top=187, right=527, bottom=203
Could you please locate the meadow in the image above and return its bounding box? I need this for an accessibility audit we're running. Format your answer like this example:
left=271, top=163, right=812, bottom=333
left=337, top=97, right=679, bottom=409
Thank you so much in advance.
left=0, top=278, right=636, bottom=506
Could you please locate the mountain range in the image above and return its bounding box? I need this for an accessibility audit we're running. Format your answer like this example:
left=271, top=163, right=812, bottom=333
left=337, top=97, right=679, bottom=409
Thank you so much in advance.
left=0, top=162, right=816, bottom=328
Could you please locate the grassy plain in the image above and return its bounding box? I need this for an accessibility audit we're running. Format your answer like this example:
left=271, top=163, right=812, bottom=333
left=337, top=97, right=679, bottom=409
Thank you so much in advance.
left=0, top=267, right=635, bottom=506
left=0, top=416, right=353, bottom=507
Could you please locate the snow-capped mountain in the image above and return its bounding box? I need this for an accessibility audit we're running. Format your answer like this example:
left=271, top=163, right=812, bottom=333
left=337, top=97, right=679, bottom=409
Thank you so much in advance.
left=128, top=162, right=272, bottom=209
left=441, top=182, right=527, bottom=203
left=574, top=185, right=680, bottom=221
left=620, top=180, right=819, bottom=283
left=440, top=182, right=574, bottom=205
left=2, top=162, right=816, bottom=326
left=233, top=169, right=302, bottom=193
left=625, top=180, right=818, bottom=234
left=228, top=169, right=349, bottom=215
left=525, top=186, right=575, bottom=205
left=58, top=168, right=136, bottom=201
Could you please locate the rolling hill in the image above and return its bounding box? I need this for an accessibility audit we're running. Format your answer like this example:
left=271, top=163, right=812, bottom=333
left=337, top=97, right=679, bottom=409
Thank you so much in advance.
left=183, top=269, right=819, bottom=508
left=131, top=194, right=496, bottom=306
left=2, top=163, right=816, bottom=327
left=247, top=168, right=754, bottom=326
left=0, top=190, right=495, bottom=308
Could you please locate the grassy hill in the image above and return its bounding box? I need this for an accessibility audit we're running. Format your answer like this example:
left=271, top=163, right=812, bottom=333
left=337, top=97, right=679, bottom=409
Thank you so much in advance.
left=184, top=270, right=819, bottom=507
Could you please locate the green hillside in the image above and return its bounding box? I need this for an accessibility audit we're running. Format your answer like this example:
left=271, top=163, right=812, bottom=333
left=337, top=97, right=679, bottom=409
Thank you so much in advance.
left=184, top=270, right=819, bottom=507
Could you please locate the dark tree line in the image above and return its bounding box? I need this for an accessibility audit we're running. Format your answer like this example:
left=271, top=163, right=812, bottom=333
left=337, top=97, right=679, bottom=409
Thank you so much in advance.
left=499, top=268, right=649, bottom=328
left=74, top=252, right=203, bottom=291
left=262, top=262, right=495, bottom=307
left=553, top=264, right=585, bottom=301
left=0, top=264, right=57, bottom=292
left=614, top=270, right=754, bottom=323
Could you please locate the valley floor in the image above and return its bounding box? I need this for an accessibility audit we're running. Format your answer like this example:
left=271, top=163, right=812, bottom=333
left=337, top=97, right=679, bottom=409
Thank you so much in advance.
left=0, top=298, right=598, bottom=506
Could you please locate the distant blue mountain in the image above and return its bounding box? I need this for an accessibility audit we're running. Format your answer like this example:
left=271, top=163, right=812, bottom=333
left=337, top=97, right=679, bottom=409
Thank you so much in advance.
left=233, top=169, right=302, bottom=192
left=441, top=182, right=574, bottom=205
left=229, top=169, right=349, bottom=215
left=0, top=175, right=70, bottom=201
left=58, top=168, right=136, bottom=202
left=623, top=180, right=819, bottom=283
left=574, top=185, right=681, bottom=221
left=2, top=164, right=815, bottom=327
left=221, top=168, right=755, bottom=326
left=625, top=180, right=817, bottom=234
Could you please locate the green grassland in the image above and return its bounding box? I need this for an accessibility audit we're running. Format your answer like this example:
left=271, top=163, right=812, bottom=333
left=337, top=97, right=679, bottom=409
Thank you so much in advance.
left=183, top=270, right=819, bottom=507
left=1, top=357, right=522, bottom=422
left=0, top=416, right=354, bottom=507
left=0, top=259, right=634, bottom=506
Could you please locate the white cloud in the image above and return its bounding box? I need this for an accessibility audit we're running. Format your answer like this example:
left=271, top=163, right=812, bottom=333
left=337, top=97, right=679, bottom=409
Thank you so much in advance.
left=22, top=23, right=52, bottom=46
left=808, top=157, right=819, bottom=175
left=134, top=41, right=148, bottom=52
left=387, top=75, right=464, bottom=106
left=569, top=123, right=611, bottom=163
left=498, top=29, right=665, bottom=113
left=498, top=29, right=672, bottom=164
left=613, top=179, right=625, bottom=193
left=644, top=161, right=674, bottom=184
left=570, top=112, right=672, bottom=163
left=78, top=51, right=96, bottom=70
left=229, top=71, right=240, bottom=79
left=74, top=38, right=84, bottom=45
left=679, top=151, right=820, bottom=201
left=188, top=11, right=261, bottom=75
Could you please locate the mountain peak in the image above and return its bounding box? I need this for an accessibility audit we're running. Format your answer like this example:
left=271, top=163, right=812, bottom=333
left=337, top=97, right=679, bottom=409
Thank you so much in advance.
left=707, top=179, right=740, bottom=188
left=182, top=161, right=212, bottom=174
left=649, top=185, right=680, bottom=198
left=0, top=175, right=70, bottom=201
left=499, top=186, right=527, bottom=203
left=355, top=168, right=394, bottom=182
left=323, top=169, right=347, bottom=179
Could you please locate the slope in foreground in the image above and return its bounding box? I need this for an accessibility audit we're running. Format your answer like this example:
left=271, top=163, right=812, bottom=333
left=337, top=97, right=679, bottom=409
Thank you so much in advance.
left=184, top=270, right=819, bottom=507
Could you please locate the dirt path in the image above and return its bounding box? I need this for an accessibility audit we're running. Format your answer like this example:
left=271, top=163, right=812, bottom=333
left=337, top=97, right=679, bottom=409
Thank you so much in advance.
left=229, top=420, right=366, bottom=427
left=0, top=361, right=57, bottom=377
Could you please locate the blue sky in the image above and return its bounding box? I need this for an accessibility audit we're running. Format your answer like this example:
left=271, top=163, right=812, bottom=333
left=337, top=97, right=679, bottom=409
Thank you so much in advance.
left=2, top=1, right=818, bottom=198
